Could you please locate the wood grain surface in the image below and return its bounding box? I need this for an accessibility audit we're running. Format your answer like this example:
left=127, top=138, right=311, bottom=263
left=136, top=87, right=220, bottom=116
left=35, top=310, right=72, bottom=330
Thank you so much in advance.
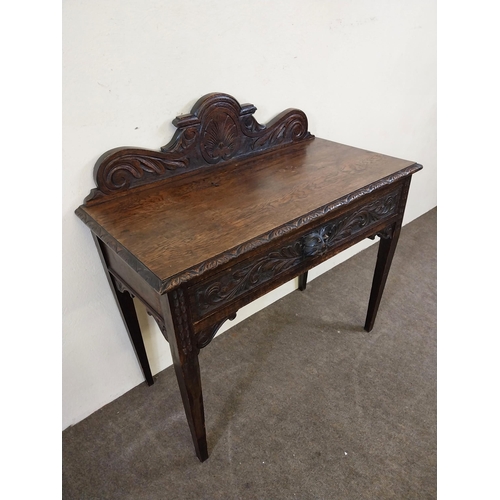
left=75, top=93, right=424, bottom=463
left=80, top=138, right=417, bottom=281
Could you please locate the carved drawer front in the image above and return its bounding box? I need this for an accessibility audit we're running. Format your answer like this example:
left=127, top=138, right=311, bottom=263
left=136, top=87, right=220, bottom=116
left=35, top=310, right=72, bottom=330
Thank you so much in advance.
left=191, top=189, right=401, bottom=320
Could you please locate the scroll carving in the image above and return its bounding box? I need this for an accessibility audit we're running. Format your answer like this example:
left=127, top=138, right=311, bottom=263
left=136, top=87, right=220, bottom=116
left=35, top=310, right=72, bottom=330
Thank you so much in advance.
left=196, top=243, right=304, bottom=315
left=84, top=93, right=313, bottom=204
left=194, top=190, right=400, bottom=315
left=196, top=313, right=237, bottom=350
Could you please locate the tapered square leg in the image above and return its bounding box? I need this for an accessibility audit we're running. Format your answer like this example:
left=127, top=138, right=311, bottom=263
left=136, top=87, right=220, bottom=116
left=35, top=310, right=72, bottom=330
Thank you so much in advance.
left=364, top=224, right=401, bottom=332
left=160, top=289, right=208, bottom=462
left=298, top=271, right=308, bottom=291
left=171, top=349, right=208, bottom=461
left=92, top=234, right=154, bottom=386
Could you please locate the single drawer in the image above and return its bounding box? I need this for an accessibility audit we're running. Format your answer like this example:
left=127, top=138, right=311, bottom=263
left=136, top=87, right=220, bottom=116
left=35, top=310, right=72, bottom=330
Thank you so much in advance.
left=190, top=188, right=401, bottom=321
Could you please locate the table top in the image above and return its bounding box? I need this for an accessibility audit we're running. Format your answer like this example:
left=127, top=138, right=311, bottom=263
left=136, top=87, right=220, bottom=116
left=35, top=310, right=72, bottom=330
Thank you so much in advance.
left=78, top=137, right=418, bottom=283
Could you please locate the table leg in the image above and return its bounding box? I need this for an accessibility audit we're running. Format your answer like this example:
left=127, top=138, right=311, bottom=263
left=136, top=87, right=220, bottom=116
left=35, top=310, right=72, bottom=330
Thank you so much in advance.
left=364, top=223, right=401, bottom=332
left=172, top=349, right=207, bottom=461
left=92, top=234, right=154, bottom=386
left=298, top=271, right=308, bottom=291
left=160, top=290, right=208, bottom=462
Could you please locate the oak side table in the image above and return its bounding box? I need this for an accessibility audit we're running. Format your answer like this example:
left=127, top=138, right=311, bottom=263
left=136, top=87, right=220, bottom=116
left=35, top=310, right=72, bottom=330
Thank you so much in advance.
left=75, top=92, right=422, bottom=461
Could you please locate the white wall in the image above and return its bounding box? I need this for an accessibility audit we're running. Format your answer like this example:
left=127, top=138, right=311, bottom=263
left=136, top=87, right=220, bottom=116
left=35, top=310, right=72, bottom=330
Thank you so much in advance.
left=62, top=0, right=436, bottom=430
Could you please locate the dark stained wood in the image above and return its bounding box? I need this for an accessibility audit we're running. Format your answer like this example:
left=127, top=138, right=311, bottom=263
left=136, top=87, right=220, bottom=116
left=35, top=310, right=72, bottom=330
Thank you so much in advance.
left=92, top=234, right=154, bottom=386
left=160, top=290, right=208, bottom=462
left=75, top=93, right=422, bottom=461
left=364, top=177, right=412, bottom=332
left=298, top=272, right=308, bottom=291
left=85, top=92, right=312, bottom=205
left=197, top=313, right=237, bottom=350
left=189, top=185, right=402, bottom=327
left=364, top=225, right=401, bottom=332
left=80, top=138, right=418, bottom=289
left=100, top=239, right=162, bottom=318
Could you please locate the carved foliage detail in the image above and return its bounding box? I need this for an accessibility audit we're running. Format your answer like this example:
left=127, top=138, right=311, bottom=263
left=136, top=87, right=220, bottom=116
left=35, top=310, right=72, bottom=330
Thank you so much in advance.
left=201, top=111, right=240, bottom=163
left=88, top=130, right=198, bottom=203
left=196, top=241, right=304, bottom=314
left=159, top=166, right=420, bottom=293
left=301, top=191, right=399, bottom=257
left=194, top=191, right=400, bottom=315
left=242, top=109, right=310, bottom=151
left=100, top=153, right=186, bottom=192
left=85, top=93, right=312, bottom=203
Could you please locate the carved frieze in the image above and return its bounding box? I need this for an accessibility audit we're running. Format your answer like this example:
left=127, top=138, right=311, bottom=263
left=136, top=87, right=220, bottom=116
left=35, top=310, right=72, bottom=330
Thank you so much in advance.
left=158, top=168, right=417, bottom=293
left=194, top=190, right=400, bottom=316
left=195, top=242, right=304, bottom=315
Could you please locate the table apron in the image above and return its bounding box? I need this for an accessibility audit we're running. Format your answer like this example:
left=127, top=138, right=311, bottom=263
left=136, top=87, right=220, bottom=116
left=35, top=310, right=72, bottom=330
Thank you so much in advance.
left=189, top=185, right=403, bottom=332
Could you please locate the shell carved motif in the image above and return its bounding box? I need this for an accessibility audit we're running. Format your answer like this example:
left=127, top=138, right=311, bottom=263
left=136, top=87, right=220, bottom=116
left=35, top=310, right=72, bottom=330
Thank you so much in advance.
left=84, top=93, right=312, bottom=204
left=201, top=112, right=241, bottom=163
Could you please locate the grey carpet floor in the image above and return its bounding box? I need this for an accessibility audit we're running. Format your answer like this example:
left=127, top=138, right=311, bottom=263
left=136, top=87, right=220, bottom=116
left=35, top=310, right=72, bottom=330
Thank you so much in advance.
left=63, top=207, right=437, bottom=500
